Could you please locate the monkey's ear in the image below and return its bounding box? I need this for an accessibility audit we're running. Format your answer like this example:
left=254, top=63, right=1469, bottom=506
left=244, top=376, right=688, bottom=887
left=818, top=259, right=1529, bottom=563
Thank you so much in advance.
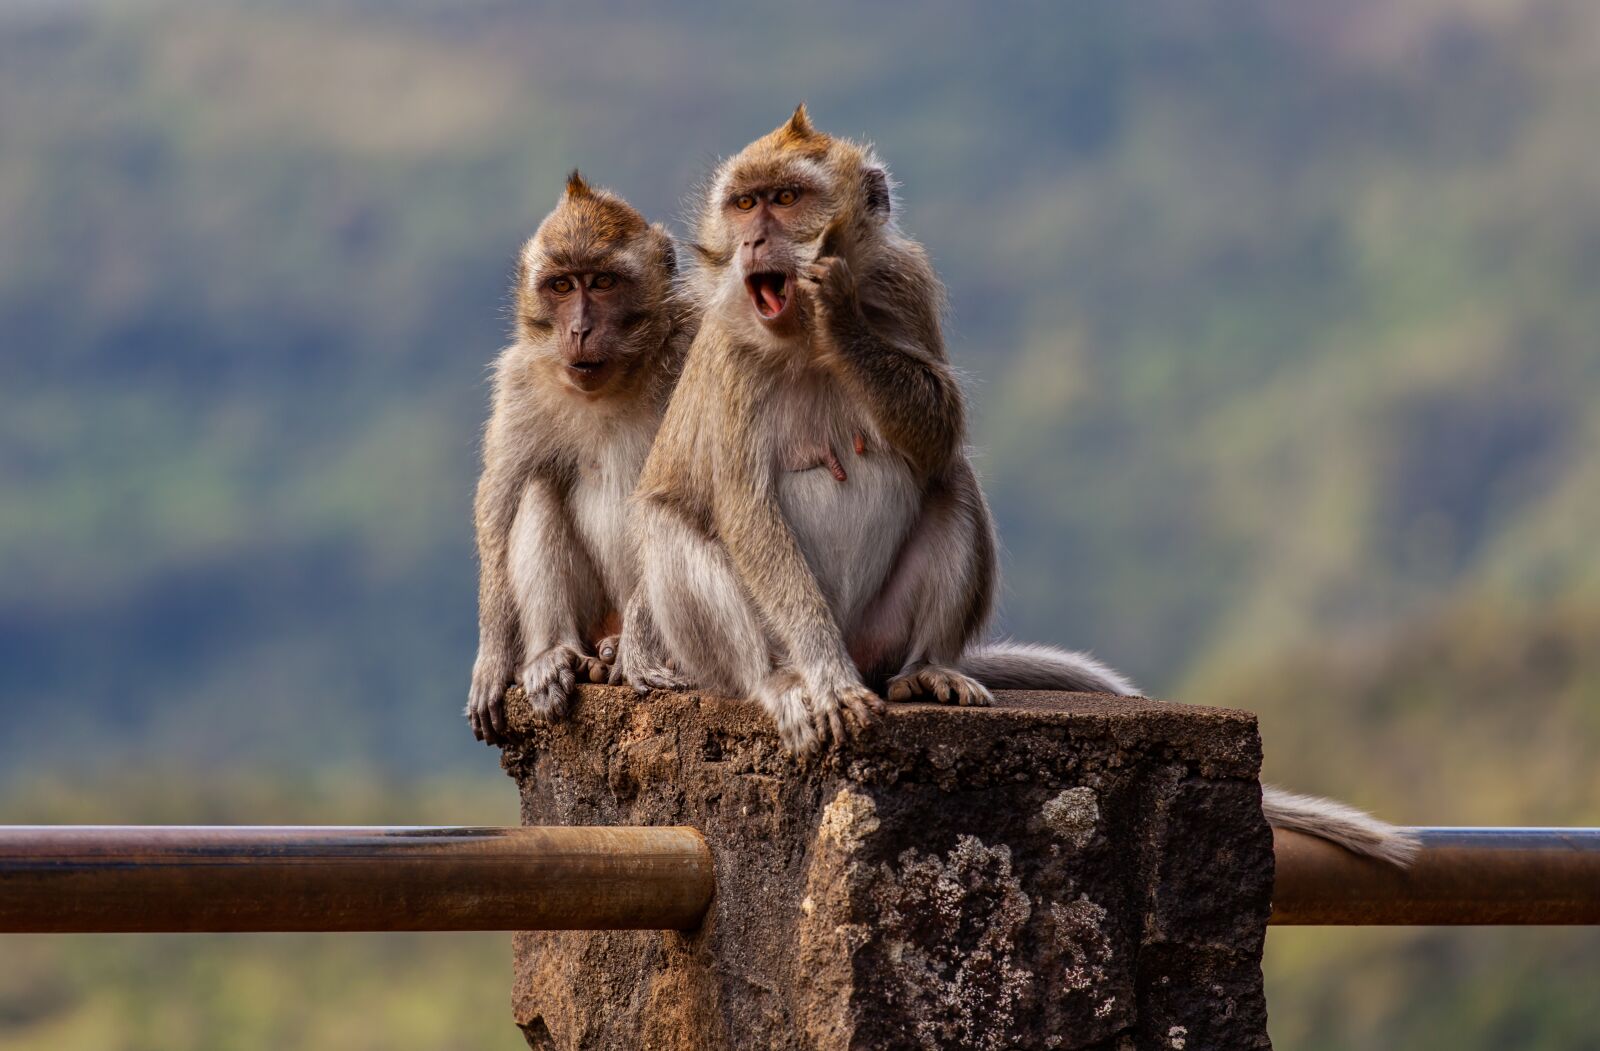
left=863, top=168, right=891, bottom=216
left=658, top=232, right=679, bottom=276
left=785, top=103, right=815, bottom=138
left=565, top=169, right=593, bottom=198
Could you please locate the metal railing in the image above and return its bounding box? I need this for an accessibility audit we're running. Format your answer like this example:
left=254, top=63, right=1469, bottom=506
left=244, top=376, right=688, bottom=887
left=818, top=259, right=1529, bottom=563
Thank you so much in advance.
left=1271, top=826, right=1600, bottom=925
left=0, top=825, right=712, bottom=932
left=2, top=824, right=1597, bottom=932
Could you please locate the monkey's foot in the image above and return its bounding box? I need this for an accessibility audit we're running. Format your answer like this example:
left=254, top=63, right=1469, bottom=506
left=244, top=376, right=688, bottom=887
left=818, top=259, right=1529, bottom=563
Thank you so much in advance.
left=620, top=661, right=694, bottom=695
left=519, top=645, right=591, bottom=724
left=885, top=664, right=993, bottom=707
left=611, top=635, right=694, bottom=694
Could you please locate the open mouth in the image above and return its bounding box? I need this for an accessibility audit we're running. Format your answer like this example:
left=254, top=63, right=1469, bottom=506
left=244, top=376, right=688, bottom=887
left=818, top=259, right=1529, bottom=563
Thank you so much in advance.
left=745, top=272, right=790, bottom=320
left=566, top=359, right=610, bottom=390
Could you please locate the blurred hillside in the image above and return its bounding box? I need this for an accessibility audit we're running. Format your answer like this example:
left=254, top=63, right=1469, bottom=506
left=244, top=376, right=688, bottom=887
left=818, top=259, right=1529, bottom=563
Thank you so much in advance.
left=1, top=1, right=1597, bottom=1048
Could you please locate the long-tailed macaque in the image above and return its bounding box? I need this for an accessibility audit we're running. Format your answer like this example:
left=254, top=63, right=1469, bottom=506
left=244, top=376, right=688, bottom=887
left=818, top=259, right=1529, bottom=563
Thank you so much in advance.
left=618, top=108, right=1417, bottom=865
left=619, top=105, right=1128, bottom=750
left=466, top=172, right=690, bottom=744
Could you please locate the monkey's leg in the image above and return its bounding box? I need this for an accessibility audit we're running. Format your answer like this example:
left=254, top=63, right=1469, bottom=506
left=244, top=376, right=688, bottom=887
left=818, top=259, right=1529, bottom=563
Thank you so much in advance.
left=852, top=470, right=997, bottom=707
left=635, top=509, right=771, bottom=695
left=508, top=482, right=609, bottom=723
left=635, top=508, right=829, bottom=751
left=610, top=589, right=693, bottom=693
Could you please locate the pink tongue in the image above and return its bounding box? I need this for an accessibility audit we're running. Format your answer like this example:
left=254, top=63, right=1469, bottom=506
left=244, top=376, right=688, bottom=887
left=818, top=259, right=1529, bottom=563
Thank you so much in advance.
left=760, top=281, right=784, bottom=315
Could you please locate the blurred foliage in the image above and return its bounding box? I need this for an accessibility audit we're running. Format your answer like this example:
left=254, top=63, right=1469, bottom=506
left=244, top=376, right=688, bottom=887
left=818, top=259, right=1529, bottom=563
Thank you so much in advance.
left=0, top=773, right=523, bottom=1050
left=1, top=0, right=1597, bottom=1047
left=1197, top=602, right=1600, bottom=1049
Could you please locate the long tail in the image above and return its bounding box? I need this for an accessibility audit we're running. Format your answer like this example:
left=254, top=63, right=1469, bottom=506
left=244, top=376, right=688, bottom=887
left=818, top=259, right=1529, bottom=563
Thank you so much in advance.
left=957, top=643, right=1416, bottom=866
left=1262, top=785, right=1420, bottom=867
left=957, top=640, right=1140, bottom=696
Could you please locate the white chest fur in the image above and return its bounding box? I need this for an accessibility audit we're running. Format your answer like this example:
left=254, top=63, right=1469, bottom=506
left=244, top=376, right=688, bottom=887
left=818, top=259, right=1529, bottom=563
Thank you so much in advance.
left=771, top=375, right=920, bottom=631
left=570, top=419, right=655, bottom=606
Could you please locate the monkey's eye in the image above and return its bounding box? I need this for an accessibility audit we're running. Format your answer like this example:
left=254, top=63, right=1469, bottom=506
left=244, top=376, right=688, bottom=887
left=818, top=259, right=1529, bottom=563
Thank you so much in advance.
left=734, top=194, right=756, bottom=211
left=590, top=273, right=617, bottom=291
left=549, top=277, right=574, bottom=295
left=774, top=188, right=799, bottom=207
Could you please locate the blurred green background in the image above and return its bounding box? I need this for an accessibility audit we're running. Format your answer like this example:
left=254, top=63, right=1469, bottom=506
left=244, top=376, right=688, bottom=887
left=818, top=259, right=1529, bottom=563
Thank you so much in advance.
left=1, top=1, right=1597, bottom=1047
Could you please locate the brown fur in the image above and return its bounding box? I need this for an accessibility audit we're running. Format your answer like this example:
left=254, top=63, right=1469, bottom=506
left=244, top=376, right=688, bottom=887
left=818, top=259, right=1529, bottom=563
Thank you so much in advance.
left=622, top=108, right=1017, bottom=752
left=467, top=174, right=692, bottom=743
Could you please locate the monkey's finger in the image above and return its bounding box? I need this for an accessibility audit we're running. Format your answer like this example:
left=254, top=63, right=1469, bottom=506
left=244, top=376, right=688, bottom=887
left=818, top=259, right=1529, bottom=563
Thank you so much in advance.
left=488, top=695, right=508, bottom=737
left=596, top=637, right=620, bottom=664
left=545, top=682, right=569, bottom=721
left=885, top=677, right=914, bottom=703
left=822, top=703, right=845, bottom=747
left=845, top=691, right=881, bottom=731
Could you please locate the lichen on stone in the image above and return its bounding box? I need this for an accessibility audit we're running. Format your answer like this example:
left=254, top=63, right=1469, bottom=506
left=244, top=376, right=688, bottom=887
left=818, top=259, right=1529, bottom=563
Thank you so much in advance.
left=870, top=835, right=1033, bottom=1051
left=1040, top=786, right=1099, bottom=848
left=1049, top=896, right=1113, bottom=995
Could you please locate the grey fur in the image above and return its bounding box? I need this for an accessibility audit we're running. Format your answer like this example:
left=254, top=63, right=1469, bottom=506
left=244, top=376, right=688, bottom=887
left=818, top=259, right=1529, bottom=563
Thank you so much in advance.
left=957, top=640, right=1138, bottom=695
left=1261, top=785, right=1421, bottom=867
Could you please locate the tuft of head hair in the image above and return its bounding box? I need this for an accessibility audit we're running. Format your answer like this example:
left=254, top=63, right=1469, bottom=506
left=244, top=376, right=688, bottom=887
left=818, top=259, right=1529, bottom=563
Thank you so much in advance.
left=565, top=169, right=594, bottom=199
left=534, top=172, right=649, bottom=263
left=774, top=103, right=820, bottom=147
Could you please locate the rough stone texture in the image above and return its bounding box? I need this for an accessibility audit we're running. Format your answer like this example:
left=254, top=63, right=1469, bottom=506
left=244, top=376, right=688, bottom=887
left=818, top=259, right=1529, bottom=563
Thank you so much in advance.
left=499, top=686, right=1274, bottom=1051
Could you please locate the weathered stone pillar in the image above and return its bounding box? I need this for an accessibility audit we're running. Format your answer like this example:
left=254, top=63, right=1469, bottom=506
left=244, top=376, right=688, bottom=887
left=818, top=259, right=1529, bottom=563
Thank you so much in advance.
left=499, top=686, right=1273, bottom=1051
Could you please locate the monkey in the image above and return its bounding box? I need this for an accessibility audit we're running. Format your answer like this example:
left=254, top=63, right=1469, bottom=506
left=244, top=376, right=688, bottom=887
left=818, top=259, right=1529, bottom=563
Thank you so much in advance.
left=466, top=171, right=691, bottom=745
left=617, top=104, right=1129, bottom=748
left=616, top=106, right=1419, bottom=866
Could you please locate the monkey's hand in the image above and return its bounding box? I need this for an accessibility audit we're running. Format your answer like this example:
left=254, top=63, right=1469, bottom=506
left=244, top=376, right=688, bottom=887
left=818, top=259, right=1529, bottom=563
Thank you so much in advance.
left=518, top=643, right=599, bottom=725
left=802, top=255, right=864, bottom=349
left=779, top=669, right=882, bottom=757
left=467, top=648, right=516, bottom=745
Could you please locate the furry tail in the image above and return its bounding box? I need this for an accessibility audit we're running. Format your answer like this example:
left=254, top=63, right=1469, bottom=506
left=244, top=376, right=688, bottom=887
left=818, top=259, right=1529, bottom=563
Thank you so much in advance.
left=955, top=645, right=1416, bottom=866
left=1262, top=785, right=1420, bottom=867
left=957, top=640, right=1139, bottom=696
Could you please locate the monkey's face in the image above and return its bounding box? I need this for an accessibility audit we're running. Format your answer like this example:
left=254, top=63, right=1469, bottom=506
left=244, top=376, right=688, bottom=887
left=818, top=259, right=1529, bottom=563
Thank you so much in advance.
left=698, top=107, right=893, bottom=337
left=533, top=268, right=638, bottom=393
left=516, top=175, right=677, bottom=398
left=723, top=179, right=828, bottom=331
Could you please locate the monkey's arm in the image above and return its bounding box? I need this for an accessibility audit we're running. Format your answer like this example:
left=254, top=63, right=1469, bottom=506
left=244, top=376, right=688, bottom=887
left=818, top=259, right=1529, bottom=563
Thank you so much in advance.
left=467, top=437, right=528, bottom=743
left=806, top=257, right=964, bottom=477
left=468, top=399, right=606, bottom=740
left=713, top=373, right=861, bottom=687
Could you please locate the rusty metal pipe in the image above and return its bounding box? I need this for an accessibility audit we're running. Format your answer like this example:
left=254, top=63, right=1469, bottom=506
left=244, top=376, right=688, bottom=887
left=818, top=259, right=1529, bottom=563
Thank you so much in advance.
left=1272, top=827, right=1600, bottom=925
left=0, top=825, right=713, bottom=933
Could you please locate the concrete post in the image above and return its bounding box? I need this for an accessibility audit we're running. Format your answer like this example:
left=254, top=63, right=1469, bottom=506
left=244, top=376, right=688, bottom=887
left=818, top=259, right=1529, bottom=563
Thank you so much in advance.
left=498, top=686, right=1274, bottom=1051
